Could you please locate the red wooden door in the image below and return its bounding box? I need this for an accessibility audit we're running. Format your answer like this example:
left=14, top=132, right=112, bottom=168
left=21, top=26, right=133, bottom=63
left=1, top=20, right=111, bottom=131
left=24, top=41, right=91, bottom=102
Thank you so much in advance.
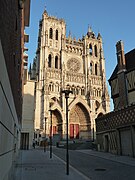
left=75, top=124, right=79, bottom=139
left=70, top=124, right=74, bottom=139
left=53, top=126, right=57, bottom=135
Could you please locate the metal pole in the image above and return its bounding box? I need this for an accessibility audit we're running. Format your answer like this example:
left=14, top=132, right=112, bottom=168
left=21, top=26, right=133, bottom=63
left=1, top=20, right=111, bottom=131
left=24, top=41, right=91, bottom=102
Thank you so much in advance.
left=62, top=90, right=72, bottom=175
left=44, top=117, right=47, bottom=152
left=50, top=110, right=52, bottom=158
left=93, top=127, right=94, bottom=142
left=65, top=96, right=69, bottom=175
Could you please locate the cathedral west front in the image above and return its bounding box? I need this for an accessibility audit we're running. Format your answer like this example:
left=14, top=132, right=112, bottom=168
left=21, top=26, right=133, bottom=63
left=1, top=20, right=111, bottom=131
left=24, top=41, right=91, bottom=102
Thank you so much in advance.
left=30, top=10, right=110, bottom=142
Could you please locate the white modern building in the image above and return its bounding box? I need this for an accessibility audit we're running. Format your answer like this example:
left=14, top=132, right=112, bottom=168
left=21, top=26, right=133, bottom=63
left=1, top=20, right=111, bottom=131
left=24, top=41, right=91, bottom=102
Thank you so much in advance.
left=21, top=79, right=35, bottom=149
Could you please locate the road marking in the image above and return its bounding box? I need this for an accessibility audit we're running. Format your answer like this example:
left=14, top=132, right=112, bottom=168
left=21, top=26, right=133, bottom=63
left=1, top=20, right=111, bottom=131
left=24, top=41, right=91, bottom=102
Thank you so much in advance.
left=53, top=153, right=91, bottom=180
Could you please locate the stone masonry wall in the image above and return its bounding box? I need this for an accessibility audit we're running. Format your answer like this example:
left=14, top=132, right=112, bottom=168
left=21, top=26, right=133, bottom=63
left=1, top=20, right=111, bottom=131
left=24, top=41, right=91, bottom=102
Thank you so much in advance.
left=0, top=0, right=22, bottom=121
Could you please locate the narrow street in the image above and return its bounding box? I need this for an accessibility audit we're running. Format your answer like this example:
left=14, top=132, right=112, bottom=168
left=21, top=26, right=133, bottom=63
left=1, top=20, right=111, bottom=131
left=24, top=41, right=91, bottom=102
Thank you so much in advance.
left=53, top=147, right=135, bottom=180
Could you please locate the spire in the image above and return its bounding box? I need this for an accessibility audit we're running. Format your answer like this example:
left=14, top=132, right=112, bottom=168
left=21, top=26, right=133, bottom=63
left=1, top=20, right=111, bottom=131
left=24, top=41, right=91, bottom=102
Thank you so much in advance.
left=68, top=30, right=71, bottom=38
left=97, top=32, right=102, bottom=40
left=88, top=24, right=92, bottom=33
left=87, top=25, right=95, bottom=38
left=43, top=5, right=48, bottom=16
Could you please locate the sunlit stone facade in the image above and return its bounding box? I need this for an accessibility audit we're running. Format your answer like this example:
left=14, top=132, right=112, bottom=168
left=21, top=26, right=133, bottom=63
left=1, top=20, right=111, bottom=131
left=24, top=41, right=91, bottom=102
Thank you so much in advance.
left=30, top=10, right=110, bottom=141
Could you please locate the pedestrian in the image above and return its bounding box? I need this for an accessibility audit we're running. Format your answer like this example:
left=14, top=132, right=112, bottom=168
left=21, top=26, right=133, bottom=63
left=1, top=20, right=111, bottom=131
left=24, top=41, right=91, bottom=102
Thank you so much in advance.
left=32, top=139, right=35, bottom=149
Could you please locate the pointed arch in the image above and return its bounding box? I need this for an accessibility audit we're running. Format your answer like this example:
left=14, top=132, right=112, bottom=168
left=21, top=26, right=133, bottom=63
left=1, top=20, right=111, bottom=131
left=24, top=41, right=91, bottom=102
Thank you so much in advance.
left=55, top=82, right=59, bottom=92
left=50, top=103, right=62, bottom=117
left=49, top=94, right=60, bottom=102
left=90, top=62, right=93, bottom=74
left=69, top=102, right=91, bottom=139
left=48, top=54, right=52, bottom=68
left=97, top=113, right=104, bottom=117
left=81, top=86, right=85, bottom=95
left=96, top=104, right=106, bottom=118
left=55, top=56, right=58, bottom=69
left=66, top=84, right=71, bottom=91
left=94, top=45, right=98, bottom=57
left=71, top=85, right=75, bottom=94
left=76, top=86, right=80, bottom=95
left=95, top=64, right=98, bottom=75
left=56, top=29, right=58, bottom=40
left=51, top=108, right=63, bottom=139
left=89, top=44, right=92, bottom=55
left=48, top=82, right=54, bottom=92
left=49, top=28, right=53, bottom=39
left=69, top=96, right=91, bottom=116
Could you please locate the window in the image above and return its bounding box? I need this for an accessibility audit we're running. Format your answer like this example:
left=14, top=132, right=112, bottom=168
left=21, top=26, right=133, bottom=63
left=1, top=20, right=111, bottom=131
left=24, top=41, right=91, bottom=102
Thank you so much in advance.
left=49, top=28, right=53, bottom=39
left=56, top=29, right=58, bottom=40
left=55, top=84, right=58, bottom=92
left=55, top=56, right=58, bottom=69
left=94, top=45, right=98, bottom=57
left=95, top=64, right=97, bottom=75
left=90, top=63, right=92, bottom=74
left=72, top=86, right=75, bottom=94
left=81, top=88, right=85, bottom=95
left=55, top=83, right=59, bottom=92
left=66, top=85, right=70, bottom=90
left=48, top=54, right=52, bottom=67
left=52, top=83, right=54, bottom=91
left=89, top=44, right=92, bottom=55
left=76, top=88, right=79, bottom=95
left=49, top=84, right=51, bottom=92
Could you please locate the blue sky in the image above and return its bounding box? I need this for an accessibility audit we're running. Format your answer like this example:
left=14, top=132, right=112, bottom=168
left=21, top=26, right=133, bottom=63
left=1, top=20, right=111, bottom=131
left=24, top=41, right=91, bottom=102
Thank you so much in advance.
left=26, top=0, right=135, bottom=110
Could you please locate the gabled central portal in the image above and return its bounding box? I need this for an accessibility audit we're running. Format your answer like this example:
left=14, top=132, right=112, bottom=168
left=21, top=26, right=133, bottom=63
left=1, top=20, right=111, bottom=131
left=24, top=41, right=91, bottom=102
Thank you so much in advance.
left=69, top=103, right=91, bottom=140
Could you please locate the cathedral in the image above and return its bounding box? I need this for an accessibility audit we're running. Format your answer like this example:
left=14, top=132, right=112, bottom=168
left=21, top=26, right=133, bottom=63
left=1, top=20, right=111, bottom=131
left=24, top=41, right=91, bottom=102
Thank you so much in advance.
left=29, top=10, right=110, bottom=142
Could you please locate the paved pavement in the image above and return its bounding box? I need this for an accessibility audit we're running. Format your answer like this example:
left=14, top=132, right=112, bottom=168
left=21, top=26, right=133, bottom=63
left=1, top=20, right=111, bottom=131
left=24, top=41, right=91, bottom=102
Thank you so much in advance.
left=76, top=149, right=135, bottom=167
left=14, top=147, right=89, bottom=180
left=14, top=147, right=135, bottom=180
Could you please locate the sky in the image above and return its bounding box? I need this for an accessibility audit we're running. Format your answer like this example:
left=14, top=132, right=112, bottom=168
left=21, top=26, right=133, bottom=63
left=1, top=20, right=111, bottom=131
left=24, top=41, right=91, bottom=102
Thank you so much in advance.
left=26, top=0, right=135, bottom=110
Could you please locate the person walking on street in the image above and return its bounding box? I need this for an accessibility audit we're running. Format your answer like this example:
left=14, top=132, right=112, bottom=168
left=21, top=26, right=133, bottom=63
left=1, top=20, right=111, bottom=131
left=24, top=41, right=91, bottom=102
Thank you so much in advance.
left=32, top=139, right=36, bottom=149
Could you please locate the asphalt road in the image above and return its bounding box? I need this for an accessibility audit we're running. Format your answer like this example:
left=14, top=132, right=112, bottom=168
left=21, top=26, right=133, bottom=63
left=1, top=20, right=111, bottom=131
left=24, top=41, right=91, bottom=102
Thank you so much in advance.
left=53, top=147, right=135, bottom=180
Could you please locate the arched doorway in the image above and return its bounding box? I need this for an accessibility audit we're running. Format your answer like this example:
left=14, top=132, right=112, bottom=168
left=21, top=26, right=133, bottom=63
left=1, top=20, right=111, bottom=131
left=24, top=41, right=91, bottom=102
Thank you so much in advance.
left=97, top=112, right=104, bottom=118
left=52, top=110, right=63, bottom=140
left=69, top=103, right=91, bottom=140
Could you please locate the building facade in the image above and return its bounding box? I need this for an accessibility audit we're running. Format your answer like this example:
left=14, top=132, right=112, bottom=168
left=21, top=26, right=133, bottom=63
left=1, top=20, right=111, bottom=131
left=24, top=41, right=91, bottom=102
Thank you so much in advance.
left=0, top=0, right=30, bottom=179
left=96, top=41, right=135, bottom=157
left=21, top=79, right=35, bottom=150
left=30, top=10, right=110, bottom=142
left=109, top=41, right=135, bottom=109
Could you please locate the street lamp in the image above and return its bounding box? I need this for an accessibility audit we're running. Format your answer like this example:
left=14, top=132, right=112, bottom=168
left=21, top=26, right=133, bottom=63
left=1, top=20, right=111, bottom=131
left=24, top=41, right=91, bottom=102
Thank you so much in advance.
left=44, top=117, right=47, bottom=152
left=92, top=127, right=94, bottom=142
left=62, top=89, right=72, bottom=175
left=49, top=106, right=53, bottom=159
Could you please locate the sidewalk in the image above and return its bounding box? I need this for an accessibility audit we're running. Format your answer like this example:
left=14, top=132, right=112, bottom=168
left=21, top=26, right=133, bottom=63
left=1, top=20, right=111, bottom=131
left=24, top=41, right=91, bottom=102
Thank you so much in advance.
left=14, top=147, right=135, bottom=180
left=76, top=149, right=135, bottom=167
left=14, top=147, right=89, bottom=180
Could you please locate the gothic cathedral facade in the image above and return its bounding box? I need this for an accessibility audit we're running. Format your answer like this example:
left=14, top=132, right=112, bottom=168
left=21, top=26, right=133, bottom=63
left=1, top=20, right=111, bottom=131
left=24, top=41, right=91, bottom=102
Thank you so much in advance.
left=30, top=10, right=110, bottom=141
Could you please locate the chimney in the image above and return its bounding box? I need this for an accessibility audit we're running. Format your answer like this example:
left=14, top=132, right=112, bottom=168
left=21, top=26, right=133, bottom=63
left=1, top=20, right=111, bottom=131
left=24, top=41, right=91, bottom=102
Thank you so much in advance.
left=116, top=40, right=128, bottom=108
left=116, top=40, right=126, bottom=72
